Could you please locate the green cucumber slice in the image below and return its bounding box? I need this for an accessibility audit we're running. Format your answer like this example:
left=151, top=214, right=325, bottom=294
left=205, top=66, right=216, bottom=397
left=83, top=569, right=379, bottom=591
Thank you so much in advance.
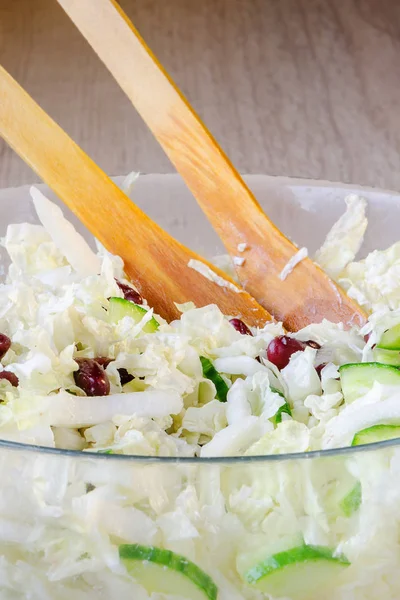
left=321, top=466, right=361, bottom=519
left=339, top=481, right=362, bottom=516
left=200, top=356, right=229, bottom=402
left=339, top=362, right=400, bottom=403
left=373, top=348, right=400, bottom=366
left=241, top=545, right=349, bottom=600
left=119, top=544, right=218, bottom=600
left=237, top=533, right=304, bottom=575
left=351, top=424, right=400, bottom=446
left=109, top=297, right=159, bottom=333
left=377, top=323, right=400, bottom=350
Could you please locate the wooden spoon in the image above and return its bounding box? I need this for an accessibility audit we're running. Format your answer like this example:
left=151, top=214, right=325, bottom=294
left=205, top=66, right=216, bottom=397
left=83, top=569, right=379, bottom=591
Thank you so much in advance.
left=56, top=0, right=367, bottom=331
left=0, top=65, right=272, bottom=327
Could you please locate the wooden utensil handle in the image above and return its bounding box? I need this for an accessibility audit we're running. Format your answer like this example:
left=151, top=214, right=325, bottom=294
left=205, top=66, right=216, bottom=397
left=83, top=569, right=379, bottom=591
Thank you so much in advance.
left=0, top=64, right=272, bottom=327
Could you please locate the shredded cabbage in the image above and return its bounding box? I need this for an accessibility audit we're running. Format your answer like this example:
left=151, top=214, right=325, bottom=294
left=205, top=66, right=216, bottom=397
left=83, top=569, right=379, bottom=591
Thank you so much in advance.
left=314, top=194, right=367, bottom=278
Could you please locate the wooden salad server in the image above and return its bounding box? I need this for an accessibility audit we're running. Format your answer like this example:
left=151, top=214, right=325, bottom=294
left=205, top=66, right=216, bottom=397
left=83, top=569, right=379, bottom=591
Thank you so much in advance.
left=56, top=0, right=367, bottom=330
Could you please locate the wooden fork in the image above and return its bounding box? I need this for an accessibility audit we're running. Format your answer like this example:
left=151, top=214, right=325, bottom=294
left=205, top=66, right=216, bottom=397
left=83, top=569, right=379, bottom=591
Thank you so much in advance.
left=0, top=65, right=272, bottom=327
left=56, top=0, right=367, bottom=331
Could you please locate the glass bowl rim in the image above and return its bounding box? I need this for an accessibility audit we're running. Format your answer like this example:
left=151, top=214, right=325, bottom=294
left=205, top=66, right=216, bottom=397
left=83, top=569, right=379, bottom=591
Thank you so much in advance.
left=2, top=435, right=400, bottom=463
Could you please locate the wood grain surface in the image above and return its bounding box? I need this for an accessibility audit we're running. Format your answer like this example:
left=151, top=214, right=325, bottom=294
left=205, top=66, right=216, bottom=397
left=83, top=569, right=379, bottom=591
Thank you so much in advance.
left=1, top=0, right=400, bottom=191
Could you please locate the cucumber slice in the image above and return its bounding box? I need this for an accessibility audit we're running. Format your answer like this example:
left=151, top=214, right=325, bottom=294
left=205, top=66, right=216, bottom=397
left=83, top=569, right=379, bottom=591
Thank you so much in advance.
left=377, top=323, right=400, bottom=350
left=321, top=465, right=361, bottom=519
left=339, top=362, right=400, bottom=403
left=200, top=356, right=229, bottom=402
left=241, top=545, right=349, bottom=600
left=374, top=348, right=400, bottom=366
left=351, top=424, right=400, bottom=446
left=339, top=481, right=362, bottom=516
left=119, top=544, right=218, bottom=600
left=109, top=297, right=159, bottom=333
left=237, top=533, right=304, bottom=575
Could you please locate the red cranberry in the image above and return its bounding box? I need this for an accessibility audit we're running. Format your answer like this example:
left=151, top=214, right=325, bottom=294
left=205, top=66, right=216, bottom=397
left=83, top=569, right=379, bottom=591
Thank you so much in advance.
left=118, top=368, right=134, bottom=386
left=229, top=318, right=253, bottom=336
left=116, top=280, right=143, bottom=305
left=315, top=363, right=327, bottom=378
left=267, top=336, right=306, bottom=370
left=0, top=371, right=18, bottom=387
left=73, top=359, right=110, bottom=396
left=0, top=334, right=11, bottom=360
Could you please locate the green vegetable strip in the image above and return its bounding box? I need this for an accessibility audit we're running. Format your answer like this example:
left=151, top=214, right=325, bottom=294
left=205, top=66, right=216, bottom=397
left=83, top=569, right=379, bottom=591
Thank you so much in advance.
left=268, top=387, right=291, bottom=425
left=200, top=356, right=229, bottom=402
left=340, top=482, right=362, bottom=517
left=273, top=402, right=292, bottom=425
left=119, top=544, right=218, bottom=600
left=245, top=545, right=350, bottom=584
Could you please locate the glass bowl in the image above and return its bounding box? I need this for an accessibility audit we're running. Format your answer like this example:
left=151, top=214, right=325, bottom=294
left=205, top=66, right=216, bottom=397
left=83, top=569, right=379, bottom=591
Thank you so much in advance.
left=0, top=175, right=399, bottom=600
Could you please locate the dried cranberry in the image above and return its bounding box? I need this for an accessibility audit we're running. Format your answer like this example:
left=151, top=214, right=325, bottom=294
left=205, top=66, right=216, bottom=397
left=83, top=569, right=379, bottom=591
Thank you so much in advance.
left=0, top=371, right=18, bottom=387
left=116, top=280, right=143, bottom=305
left=306, top=340, right=321, bottom=350
left=118, top=368, right=134, bottom=386
left=0, top=334, right=11, bottom=360
left=267, top=336, right=306, bottom=370
left=74, top=358, right=110, bottom=396
left=315, top=363, right=327, bottom=378
left=229, top=318, right=253, bottom=336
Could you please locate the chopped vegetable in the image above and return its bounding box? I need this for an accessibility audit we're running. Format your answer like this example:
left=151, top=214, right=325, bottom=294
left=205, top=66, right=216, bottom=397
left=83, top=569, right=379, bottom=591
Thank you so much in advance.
left=339, top=362, right=400, bottom=403
left=120, top=544, right=218, bottom=600
left=108, top=297, right=159, bottom=333
left=339, top=481, right=362, bottom=516
left=240, top=544, right=349, bottom=599
left=200, top=356, right=229, bottom=402
left=352, top=424, right=400, bottom=446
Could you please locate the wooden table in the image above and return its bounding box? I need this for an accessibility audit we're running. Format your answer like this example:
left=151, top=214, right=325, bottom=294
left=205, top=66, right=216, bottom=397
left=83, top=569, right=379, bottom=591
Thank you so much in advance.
left=1, top=0, right=400, bottom=191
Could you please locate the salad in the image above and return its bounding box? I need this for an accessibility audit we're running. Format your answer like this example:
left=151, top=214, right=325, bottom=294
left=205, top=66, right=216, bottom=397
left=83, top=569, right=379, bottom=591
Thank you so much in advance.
left=1, top=186, right=400, bottom=599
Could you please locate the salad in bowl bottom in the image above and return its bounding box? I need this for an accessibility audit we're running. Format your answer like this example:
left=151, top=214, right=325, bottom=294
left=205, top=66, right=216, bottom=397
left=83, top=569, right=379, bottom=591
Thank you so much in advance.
left=0, top=174, right=400, bottom=599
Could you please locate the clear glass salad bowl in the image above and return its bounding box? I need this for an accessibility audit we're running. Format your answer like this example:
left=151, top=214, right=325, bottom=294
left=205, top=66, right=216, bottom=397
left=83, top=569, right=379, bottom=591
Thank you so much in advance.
left=0, top=175, right=399, bottom=600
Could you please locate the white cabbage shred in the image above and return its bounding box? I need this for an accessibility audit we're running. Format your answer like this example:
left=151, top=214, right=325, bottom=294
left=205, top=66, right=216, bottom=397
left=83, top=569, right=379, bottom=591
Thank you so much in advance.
left=314, top=193, right=400, bottom=312
left=314, top=194, right=367, bottom=278
left=0, top=188, right=399, bottom=599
